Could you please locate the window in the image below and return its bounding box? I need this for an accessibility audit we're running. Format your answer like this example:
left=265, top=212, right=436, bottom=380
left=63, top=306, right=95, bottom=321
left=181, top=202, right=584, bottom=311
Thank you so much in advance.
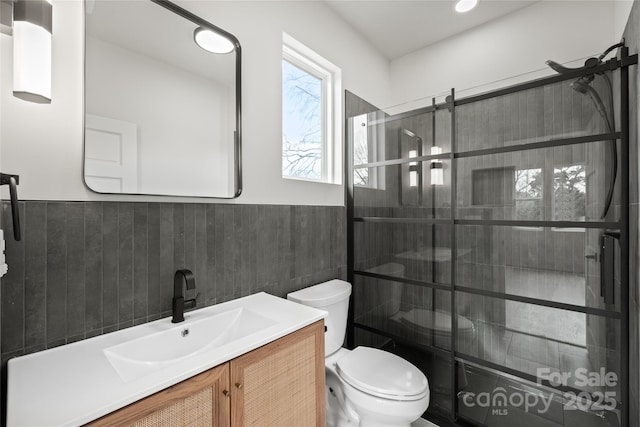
left=553, top=164, right=586, bottom=221
left=514, top=168, right=543, bottom=220
left=282, top=34, right=342, bottom=183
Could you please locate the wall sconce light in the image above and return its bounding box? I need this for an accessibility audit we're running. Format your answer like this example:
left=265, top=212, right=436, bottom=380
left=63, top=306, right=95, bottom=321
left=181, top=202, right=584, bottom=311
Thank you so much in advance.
left=13, top=0, right=52, bottom=103
left=430, top=146, right=444, bottom=186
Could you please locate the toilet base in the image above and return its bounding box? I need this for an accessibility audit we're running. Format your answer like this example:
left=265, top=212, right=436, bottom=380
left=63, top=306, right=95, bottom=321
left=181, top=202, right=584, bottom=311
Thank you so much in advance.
left=325, top=349, right=429, bottom=427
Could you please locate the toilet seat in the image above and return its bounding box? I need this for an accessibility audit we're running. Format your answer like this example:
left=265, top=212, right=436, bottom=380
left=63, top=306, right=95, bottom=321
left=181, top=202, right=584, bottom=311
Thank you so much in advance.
left=336, top=347, right=428, bottom=401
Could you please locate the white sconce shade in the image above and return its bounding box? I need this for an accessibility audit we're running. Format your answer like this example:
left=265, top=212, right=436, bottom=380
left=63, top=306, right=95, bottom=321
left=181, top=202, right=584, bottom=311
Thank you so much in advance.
left=430, top=146, right=444, bottom=186
left=193, top=27, right=234, bottom=54
left=13, top=0, right=52, bottom=104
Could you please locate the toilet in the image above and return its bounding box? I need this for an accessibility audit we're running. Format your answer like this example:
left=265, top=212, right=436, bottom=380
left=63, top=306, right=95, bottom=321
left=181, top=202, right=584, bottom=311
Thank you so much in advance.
left=288, top=279, right=430, bottom=427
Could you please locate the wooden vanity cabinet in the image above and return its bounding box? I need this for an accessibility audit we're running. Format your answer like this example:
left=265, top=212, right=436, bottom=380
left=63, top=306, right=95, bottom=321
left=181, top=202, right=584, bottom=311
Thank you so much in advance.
left=86, top=321, right=325, bottom=427
left=87, top=363, right=230, bottom=427
left=230, top=319, right=325, bottom=427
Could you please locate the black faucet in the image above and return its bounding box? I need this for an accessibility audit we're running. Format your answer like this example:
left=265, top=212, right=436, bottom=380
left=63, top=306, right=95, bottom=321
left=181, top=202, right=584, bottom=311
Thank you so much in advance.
left=172, top=269, right=197, bottom=323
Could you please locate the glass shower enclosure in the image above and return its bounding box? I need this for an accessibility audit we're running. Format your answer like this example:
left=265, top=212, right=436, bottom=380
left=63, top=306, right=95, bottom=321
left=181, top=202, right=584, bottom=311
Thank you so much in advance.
left=346, top=47, right=636, bottom=427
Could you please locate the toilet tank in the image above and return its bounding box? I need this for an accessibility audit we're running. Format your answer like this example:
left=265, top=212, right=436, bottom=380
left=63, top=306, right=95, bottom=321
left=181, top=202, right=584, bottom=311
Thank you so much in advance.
left=287, top=280, right=351, bottom=356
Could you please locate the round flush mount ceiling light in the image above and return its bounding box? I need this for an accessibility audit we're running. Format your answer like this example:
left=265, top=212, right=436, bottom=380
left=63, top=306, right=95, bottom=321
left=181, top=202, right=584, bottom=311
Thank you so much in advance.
left=193, top=27, right=235, bottom=54
left=455, top=0, right=478, bottom=13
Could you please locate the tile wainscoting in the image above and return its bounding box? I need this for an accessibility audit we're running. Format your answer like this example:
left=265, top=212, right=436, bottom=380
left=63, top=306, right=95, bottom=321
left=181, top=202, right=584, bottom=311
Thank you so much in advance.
left=0, top=201, right=346, bottom=364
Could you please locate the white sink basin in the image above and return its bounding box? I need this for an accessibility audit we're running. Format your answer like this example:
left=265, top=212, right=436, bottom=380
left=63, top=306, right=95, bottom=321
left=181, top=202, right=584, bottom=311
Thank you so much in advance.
left=8, top=292, right=327, bottom=427
left=104, top=307, right=277, bottom=382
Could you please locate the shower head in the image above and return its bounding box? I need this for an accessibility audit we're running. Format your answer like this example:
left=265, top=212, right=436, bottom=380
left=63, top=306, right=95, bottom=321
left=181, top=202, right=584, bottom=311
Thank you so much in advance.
left=569, top=74, right=595, bottom=93
left=571, top=78, right=612, bottom=132
left=569, top=79, right=589, bottom=94
left=547, top=41, right=624, bottom=220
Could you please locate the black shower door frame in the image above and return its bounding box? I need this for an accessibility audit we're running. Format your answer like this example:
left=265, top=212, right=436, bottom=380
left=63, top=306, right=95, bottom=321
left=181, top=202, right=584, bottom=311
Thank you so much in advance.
left=346, top=47, right=637, bottom=427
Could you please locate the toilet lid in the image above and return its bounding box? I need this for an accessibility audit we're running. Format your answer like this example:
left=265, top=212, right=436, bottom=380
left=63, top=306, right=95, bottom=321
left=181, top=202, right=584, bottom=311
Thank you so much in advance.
left=336, top=347, right=428, bottom=401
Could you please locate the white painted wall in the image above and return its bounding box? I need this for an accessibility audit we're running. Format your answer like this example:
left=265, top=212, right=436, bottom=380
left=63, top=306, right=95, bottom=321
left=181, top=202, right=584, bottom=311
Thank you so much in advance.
left=387, top=1, right=619, bottom=113
left=0, top=0, right=390, bottom=205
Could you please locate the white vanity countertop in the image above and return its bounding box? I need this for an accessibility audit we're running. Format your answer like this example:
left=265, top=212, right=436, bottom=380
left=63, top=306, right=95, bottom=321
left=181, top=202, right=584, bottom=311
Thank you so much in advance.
left=7, top=292, right=326, bottom=427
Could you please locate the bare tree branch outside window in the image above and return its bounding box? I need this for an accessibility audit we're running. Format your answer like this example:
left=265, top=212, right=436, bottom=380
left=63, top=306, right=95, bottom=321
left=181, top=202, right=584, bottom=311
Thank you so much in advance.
left=282, top=60, right=323, bottom=179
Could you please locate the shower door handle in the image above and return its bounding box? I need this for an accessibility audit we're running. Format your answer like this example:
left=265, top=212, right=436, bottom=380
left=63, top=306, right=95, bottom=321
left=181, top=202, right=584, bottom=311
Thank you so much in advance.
left=600, top=230, right=619, bottom=305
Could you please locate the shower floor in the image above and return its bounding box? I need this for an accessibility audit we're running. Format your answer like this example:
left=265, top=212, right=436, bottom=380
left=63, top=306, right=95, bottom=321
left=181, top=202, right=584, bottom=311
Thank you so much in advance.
left=505, top=267, right=587, bottom=346
left=383, top=267, right=618, bottom=427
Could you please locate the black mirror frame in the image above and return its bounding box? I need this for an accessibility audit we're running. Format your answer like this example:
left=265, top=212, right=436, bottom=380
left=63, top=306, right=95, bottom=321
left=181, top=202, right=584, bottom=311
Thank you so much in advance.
left=82, top=0, right=242, bottom=198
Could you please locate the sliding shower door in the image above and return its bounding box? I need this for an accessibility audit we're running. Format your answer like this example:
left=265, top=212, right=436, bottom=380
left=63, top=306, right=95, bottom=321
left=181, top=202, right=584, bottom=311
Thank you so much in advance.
left=452, top=73, right=625, bottom=427
left=347, top=47, right=633, bottom=427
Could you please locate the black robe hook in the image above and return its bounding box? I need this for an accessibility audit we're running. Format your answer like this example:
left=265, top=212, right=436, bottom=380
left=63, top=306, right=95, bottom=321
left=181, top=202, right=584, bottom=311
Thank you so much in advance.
left=0, top=173, right=21, bottom=241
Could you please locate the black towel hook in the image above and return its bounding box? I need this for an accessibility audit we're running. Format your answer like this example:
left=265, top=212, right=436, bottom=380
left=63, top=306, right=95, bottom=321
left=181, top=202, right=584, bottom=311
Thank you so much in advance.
left=0, top=173, right=21, bottom=241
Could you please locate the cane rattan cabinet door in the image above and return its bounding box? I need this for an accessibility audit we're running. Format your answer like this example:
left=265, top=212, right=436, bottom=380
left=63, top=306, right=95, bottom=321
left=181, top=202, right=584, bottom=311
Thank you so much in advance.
left=230, top=321, right=325, bottom=427
left=87, top=363, right=230, bottom=427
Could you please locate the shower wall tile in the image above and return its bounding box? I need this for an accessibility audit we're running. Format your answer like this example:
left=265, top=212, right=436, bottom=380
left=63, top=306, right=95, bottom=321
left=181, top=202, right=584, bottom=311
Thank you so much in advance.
left=0, top=201, right=346, bottom=364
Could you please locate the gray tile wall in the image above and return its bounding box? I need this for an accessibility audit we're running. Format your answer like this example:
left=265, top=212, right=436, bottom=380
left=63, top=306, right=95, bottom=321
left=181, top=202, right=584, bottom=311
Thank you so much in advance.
left=623, top=1, right=640, bottom=423
left=0, top=201, right=345, bottom=364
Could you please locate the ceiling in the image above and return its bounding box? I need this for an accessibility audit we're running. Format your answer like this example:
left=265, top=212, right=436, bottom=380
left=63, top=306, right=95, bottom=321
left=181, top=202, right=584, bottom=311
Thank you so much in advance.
left=324, top=0, right=540, bottom=60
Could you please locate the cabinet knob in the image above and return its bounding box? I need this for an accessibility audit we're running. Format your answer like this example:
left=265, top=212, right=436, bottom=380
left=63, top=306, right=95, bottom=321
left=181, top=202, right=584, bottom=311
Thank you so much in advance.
left=222, top=390, right=230, bottom=397
left=235, top=382, right=243, bottom=390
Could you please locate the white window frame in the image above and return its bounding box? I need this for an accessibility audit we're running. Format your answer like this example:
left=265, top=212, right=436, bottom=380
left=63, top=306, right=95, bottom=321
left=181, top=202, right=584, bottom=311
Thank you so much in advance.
left=282, top=33, right=342, bottom=184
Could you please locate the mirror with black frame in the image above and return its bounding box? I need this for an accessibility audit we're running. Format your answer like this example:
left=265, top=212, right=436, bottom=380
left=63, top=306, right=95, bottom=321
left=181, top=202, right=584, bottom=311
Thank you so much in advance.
left=84, top=0, right=241, bottom=198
